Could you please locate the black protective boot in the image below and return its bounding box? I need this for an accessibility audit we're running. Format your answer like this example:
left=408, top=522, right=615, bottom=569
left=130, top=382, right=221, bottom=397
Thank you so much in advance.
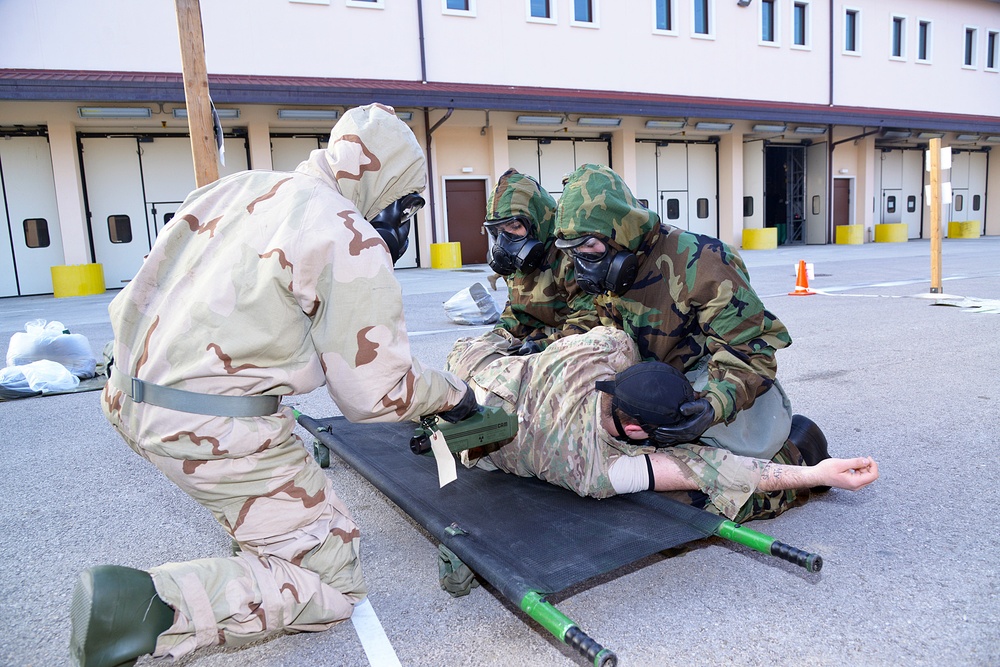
left=69, top=565, right=174, bottom=667
left=788, top=414, right=832, bottom=492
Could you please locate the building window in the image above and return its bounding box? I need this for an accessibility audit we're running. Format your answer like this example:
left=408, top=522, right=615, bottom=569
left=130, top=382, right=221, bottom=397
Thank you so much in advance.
left=23, top=219, right=51, bottom=248
left=891, top=16, right=905, bottom=59
left=443, top=0, right=475, bottom=16
left=666, top=198, right=680, bottom=220
left=573, top=0, right=594, bottom=24
left=653, top=0, right=674, bottom=33
left=346, top=0, right=383, bottom=7
left=987, top=31, right=998, bottom=71
left=964, top=26, right=977, bottom=67
left=793, top=2, right=808, bottom=47
left=693, top=0, right=712, bottom=37
left=917, top=20, right=931, bottom=62
left=973, top=194, right=982, bottom=211
left=954, top=194, right=964, bottom=212
left=108, top=215, right=132, bottom=244
left=529, top=0, right=552, bottom=20
left=907, top=196, right=917, bottom=213
left=743, top=196, right=754, bottom=217
left=844, top=8, right=860, bottom=54
left=886, top=196, right=896, bottom=214
left=761, top=0, right=776, bottom=44
left=696, top=198, right=710, bottom=219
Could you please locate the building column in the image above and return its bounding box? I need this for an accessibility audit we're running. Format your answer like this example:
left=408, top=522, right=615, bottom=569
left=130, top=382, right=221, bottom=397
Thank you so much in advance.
left=246, top=120, right=272, bottom=171
left=46, top=121, right=89, bottom=265
left=856, top=135, right=877, bottom=241
left=488, top=122, right=509, bottom=185
left=611, top=127, right=637, bottom=192
left=717, top=132, right=744, bottom=247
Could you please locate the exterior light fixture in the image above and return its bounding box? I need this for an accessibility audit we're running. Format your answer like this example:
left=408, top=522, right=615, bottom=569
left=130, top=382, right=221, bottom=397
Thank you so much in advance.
left=985, top=136, right=1000, bottom=143
left=516, top=115, right=564, bottom=125
left=78, top=107, right=152, bottom=119
left=694, top=122, right=733, bottom=131
left=645, top=119, right=686, bottom=129
left=955, top=134, right=982, bottom=141
left=752, top=123, right=787, bottom=133
left=793, top=126, right=827, bottom=135
left=173, top=108, right=240, bottom=119
left=881, top=129, right=912, bottom=139
left=277, top=109, right=340, bottom=121
left=577, top=117, right=622, bottom=127
left=917, top=132, right=945, bottom=139
left=396, top=111, right=413, bottom=122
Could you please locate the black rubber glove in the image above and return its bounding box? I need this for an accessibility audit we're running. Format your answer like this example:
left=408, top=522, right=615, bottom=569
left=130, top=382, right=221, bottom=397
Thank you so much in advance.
left=513, top=340, right=542, bottom=356
left=437, top=383, right=480, bottom=423
left=651, top=398, right=715, bottom=447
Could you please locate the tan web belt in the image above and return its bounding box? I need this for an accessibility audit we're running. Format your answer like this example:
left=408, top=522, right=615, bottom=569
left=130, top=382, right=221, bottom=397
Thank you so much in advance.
left=110, top=368, right=280, bottom=418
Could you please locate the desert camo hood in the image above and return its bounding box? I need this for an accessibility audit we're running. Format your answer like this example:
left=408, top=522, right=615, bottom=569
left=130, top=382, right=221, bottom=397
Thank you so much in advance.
left=486, top=169, right=557, bottom=241
left=556, top=164, right=658, bottom=253
left=298, top=103, right=426, bottom=220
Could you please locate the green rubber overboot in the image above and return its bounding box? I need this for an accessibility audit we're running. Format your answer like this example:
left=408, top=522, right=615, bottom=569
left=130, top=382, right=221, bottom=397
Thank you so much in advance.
left=69, top=565, right=174, bottom=667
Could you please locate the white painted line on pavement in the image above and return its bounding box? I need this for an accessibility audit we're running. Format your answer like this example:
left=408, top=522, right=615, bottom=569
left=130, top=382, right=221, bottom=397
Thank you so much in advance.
left=408, top=325, right=493, bottom=337
left=351, top=598, right=401, bottom=667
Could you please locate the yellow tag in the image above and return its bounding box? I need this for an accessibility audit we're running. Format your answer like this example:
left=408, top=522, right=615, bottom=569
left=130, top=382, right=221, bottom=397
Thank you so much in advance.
left=429, top=429, right=458, bottom=488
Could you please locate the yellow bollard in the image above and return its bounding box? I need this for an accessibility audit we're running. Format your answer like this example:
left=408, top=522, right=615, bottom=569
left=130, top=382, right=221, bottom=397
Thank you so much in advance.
left=430, top=242, right=462, bottom=269
left=50, top=263, right=105, bottom=298
left=874, top=223, right=907, bottom=243
left=835, top=225, right=863, bottom=245
left=741, top=228, right=777, bottom=250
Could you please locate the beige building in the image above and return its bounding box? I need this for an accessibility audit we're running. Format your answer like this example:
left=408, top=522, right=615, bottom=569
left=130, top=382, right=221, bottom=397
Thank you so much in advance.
left=0, top=0, right=998, bottom=296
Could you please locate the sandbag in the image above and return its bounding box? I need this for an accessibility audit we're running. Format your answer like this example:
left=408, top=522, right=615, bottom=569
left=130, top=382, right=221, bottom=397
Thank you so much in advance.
left=6, top=319, right=97, bottom=379
left=443, top=283, right=500, bottom=325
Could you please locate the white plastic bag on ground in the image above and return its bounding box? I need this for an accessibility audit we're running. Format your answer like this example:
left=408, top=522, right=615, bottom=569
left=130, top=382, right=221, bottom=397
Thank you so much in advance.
left=1, top=359, right=80, bottom=394
left=443, top=282, right=500, bottom=325
left=5, top=319, right=97, bottom=378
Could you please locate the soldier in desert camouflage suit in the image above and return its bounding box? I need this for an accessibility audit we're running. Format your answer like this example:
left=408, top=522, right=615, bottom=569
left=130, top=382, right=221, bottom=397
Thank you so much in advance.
left=482, top=169, right=597, bottom=357
left=72, top=104, right=477, bottom=667
left=446, top=327, right=879, bottom=523
left=554, top=164, right=794, bottom=458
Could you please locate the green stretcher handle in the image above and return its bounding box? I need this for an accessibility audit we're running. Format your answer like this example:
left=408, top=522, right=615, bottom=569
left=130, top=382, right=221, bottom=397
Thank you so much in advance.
left=521, top=591, right=617, bottom=667
left=716, top=521, right=823, bottom=573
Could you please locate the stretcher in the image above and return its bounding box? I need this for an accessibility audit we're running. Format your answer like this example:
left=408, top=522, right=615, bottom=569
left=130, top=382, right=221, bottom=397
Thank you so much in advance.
left=298, top=413, right=822, bottom=667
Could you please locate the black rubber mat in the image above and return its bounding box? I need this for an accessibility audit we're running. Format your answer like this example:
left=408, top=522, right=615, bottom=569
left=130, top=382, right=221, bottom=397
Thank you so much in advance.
left=300, top=414, right=725, bottom=601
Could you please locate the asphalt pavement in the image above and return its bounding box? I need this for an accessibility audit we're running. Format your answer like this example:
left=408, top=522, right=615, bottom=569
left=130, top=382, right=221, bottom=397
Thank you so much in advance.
left=1, top=237, right=998, bottom=667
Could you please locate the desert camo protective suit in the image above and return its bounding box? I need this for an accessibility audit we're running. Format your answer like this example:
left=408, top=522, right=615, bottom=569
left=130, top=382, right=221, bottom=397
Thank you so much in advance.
left=555, top=164, right=793, bottom=457
left=489, top=169, right=597, bottom=350
left=101, top=103, right=467, bottom=659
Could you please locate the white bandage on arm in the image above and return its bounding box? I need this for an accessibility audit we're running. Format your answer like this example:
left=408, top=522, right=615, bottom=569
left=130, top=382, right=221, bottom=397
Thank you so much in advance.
left=607, top=454, right=655, bottom=495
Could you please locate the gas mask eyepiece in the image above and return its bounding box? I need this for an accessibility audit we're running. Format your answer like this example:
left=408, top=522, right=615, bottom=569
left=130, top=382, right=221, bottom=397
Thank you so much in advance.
left=483, top=216, right=545, bottom=276
left=370, top=193, right=425, bottom=264
left=560, top=236, right=638, bottom=296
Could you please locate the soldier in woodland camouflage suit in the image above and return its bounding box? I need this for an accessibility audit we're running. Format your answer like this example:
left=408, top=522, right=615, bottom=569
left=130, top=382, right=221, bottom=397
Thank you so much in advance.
left=481, top=169, right=597, bottom=358
left=446, top=327, right=878, bottom=522
left=71, top=104, right=478, bottom=667
left=553, top=164, right=794, bottom=459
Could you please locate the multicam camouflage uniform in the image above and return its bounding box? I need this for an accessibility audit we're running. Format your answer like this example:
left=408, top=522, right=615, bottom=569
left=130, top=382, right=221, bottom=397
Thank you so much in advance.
left=445, top=327, right=809, bottom=521
left=554, top=164, right=792, bottom=427
left=101, top=104, right=467, bottom=659
left=488, top=169, right=597, bottom=349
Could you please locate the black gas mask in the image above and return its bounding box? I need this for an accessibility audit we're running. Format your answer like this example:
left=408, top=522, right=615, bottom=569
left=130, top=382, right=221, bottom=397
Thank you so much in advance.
left=369, top=193, right=425, bottom=264
left=483, top=216, right=546, bottom=276
left=559, top=236, right=638, bottom=296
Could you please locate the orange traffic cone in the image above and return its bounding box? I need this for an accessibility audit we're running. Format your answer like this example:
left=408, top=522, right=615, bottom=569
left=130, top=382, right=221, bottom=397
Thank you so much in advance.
left=788, top=260, right=816, bottom=296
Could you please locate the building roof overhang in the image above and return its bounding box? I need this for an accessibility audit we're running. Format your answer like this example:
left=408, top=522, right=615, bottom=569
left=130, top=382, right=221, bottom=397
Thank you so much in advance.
left=2, top=68, right=999, bottom=135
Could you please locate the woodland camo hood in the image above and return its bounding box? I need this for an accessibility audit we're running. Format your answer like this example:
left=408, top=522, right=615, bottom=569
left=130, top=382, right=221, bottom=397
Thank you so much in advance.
left=555, top=164, right=658, bottom=253
left=300, top=103, right=426, bottom=220
left=486, top=168, right=557, bottom=242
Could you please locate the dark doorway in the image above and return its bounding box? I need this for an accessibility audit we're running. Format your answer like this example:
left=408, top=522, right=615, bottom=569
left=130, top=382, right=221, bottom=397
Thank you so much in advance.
left=833, top=178, right=851, bottom=227
left=764, top=146, right=805, bottom=245
left=444, top=179, right=489, bottom=264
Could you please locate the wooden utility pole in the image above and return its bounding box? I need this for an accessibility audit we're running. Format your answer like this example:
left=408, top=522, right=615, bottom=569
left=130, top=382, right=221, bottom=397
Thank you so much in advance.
left=175, top=0, right=219, bottom=187
left=928, top=138, right=942, bottom=294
